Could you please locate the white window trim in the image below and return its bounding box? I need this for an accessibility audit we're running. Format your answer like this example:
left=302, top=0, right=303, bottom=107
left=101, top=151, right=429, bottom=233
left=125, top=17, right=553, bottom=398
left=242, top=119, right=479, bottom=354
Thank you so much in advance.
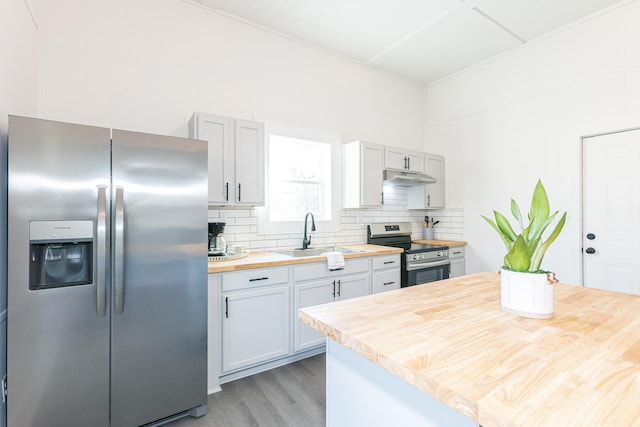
left=257, top=122, right=343, bottom=236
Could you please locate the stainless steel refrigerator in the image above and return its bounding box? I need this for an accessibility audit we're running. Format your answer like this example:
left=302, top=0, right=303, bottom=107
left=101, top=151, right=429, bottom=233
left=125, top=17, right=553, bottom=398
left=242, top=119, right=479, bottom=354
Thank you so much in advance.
left=7, top=115, right=208, bottom=426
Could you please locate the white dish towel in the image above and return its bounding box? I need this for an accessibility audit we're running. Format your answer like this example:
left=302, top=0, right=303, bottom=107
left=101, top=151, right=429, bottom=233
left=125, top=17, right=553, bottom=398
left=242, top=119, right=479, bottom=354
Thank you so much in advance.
left=324, top=251, right=346, bottom=271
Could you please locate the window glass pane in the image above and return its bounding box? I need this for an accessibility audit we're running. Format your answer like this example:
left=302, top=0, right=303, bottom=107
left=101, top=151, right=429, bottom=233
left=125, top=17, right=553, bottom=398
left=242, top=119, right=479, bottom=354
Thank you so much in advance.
left=269, top=135, right=331, bottom=222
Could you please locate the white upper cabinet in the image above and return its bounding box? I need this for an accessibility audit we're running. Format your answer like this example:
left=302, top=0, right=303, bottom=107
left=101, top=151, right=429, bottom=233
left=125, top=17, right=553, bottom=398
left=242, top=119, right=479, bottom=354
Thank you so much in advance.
left=407, top=153, right=445, bottom=209
left=384, top=147, right=425, bottom=174
left=233, top=119, right=265, bottom=206
left=343, top=140, right=384, bottom=208
left=425, top=153, right=445, bottom=208
left=189, top=112, right=265, bottom=206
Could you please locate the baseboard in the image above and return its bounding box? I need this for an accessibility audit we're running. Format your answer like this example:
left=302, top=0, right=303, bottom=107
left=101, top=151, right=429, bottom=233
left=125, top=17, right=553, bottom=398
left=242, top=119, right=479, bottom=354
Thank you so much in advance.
left=218, top=346, right=326, bottom=386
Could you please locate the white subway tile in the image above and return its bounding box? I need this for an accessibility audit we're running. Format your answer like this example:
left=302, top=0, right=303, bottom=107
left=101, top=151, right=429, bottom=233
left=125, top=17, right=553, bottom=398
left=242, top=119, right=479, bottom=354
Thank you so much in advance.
left=208, top=205, right=465, bottom=247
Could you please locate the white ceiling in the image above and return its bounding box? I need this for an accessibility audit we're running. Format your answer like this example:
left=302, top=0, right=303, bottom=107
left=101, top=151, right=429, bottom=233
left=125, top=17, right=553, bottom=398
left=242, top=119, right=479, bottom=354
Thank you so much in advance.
left=189, top=0, right=625, bottom=85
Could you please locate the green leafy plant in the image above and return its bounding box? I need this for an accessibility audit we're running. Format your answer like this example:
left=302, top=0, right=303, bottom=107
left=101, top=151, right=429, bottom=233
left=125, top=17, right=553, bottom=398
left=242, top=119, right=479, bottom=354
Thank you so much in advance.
left=482, top=180, right=566, bottom=273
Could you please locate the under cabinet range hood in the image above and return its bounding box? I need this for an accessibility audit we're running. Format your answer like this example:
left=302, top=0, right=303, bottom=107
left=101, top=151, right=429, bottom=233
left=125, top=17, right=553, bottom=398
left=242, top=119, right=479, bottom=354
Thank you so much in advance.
left=383, top=169, right=436, bottom=186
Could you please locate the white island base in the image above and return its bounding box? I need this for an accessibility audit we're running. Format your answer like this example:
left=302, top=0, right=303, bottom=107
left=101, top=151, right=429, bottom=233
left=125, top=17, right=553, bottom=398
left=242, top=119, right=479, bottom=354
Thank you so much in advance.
left=326, top=339, right=477, bottom=427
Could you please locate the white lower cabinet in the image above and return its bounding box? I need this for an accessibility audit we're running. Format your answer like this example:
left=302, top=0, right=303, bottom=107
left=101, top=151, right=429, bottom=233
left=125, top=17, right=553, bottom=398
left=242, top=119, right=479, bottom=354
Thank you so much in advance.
left=221, top=267, right=290, bottom=373
left=449, top=246, right=466, bottom=278
left=293, top=258, right=370, bottom=352
left=212, top=254, right=405, bottom=386
left=293, top=281, right=334, bottom=351
left=372, top=254, right=401, bottom=293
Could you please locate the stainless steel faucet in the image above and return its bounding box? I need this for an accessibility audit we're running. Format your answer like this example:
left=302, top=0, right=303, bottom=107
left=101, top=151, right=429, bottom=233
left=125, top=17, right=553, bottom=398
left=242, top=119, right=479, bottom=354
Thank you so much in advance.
left=302, top=212, right=316, bottom=249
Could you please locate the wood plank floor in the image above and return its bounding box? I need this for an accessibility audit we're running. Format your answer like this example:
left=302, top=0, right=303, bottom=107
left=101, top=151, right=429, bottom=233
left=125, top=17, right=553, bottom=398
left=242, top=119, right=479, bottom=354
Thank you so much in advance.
left=165, top=353, right=326, bottom=427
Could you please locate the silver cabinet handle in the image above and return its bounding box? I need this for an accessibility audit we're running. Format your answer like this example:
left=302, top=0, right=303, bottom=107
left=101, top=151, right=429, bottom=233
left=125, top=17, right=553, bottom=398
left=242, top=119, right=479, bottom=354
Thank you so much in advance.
left=96, top=186, right=107, bottom=316
left=114, top=187, right=125, bottom=314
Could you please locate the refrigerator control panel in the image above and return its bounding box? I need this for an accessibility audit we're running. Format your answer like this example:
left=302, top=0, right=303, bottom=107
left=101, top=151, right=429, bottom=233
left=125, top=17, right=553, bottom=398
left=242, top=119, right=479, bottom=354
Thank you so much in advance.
left=30, top=220, right=94, bottom=241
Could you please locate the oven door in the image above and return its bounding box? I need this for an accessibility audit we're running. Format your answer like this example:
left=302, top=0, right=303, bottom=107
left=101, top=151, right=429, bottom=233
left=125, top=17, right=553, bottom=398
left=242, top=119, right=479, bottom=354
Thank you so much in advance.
left=403, top=259, right=450, bottom=287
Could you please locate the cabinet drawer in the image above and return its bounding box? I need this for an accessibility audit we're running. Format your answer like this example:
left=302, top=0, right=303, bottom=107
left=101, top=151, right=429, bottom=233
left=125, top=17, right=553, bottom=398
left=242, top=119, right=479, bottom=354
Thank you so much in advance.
left=293, top=258, right=369, bottom=282
left=222, top=267, right=289, bottom=292
left=372, top=269, right=400, bottom=293
left=372, top=254, right=400, bottom=270
left=449, top=246, right=465, bottom=259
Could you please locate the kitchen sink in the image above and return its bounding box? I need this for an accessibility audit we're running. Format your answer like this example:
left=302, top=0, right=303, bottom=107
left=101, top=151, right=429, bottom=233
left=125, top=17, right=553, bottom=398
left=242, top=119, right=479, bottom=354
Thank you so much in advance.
left=276, top=247, right=363, bottom=258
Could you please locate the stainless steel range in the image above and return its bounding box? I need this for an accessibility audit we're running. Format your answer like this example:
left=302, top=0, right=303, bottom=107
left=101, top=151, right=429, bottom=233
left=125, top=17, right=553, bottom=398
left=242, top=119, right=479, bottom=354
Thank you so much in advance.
left=367, top=223, right=450, bottom=287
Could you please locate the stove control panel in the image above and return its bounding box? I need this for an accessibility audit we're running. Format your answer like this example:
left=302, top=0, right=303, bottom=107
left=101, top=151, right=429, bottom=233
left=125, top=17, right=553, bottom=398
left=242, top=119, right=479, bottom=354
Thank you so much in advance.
left=410, top=250, right=448, bottom=261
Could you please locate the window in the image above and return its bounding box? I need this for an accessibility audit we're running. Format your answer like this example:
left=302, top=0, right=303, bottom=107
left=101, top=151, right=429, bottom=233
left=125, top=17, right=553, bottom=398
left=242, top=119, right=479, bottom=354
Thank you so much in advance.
left=268, top=135, right=331, bottom=221
left=258, top=123, right=342, bottom=235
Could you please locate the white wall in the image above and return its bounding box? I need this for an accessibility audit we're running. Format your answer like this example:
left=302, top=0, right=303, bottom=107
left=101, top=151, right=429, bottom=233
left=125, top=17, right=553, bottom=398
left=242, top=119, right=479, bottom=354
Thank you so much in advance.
left=36, top=0, right=425, bottom=147
left=425, top=0, right=640, bottom=284
left=33, top=0, right=434, bottom=249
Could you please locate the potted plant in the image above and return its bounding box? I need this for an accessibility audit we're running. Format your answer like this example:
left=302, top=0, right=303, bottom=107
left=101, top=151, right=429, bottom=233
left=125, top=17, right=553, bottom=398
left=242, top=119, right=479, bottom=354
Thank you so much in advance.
left=482, top=180, right=567, bottom=318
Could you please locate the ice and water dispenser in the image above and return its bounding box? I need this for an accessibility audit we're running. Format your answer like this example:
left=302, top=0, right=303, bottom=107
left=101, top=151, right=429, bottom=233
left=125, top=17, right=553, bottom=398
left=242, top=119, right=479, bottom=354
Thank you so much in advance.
left=29, top=221, right=94, bottom=290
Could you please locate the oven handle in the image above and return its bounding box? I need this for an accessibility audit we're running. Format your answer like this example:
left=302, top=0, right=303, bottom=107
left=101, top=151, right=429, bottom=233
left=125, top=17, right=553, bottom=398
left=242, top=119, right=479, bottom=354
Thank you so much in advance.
left=405, top=259, right=450, bottom=271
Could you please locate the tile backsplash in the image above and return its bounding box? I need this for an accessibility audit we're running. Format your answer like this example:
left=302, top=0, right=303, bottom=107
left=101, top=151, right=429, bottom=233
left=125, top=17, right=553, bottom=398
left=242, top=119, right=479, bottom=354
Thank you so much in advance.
left=208, top=186, right=464, bottom=251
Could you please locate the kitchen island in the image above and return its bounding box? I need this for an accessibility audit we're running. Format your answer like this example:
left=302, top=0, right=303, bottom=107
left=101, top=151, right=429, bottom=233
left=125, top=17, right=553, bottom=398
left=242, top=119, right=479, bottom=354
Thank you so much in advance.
left=298, top=272, right=640, bottom=426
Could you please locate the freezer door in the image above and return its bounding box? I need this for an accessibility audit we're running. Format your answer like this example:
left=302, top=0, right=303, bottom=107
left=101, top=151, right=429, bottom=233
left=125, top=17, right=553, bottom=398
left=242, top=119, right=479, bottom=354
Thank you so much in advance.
left=110, top=130, right=208, bottom=426
left=7, top=116, right=111, bottom=426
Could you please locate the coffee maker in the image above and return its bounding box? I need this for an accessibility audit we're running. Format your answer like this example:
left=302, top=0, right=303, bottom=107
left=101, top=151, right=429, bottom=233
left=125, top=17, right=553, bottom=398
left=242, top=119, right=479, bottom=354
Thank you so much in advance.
left=208, top=222, right=226, bottom=256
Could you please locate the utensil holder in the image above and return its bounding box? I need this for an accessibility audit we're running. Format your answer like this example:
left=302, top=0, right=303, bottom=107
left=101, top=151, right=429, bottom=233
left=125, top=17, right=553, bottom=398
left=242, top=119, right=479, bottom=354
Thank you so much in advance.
left=423, top=228, right=434, bottom=240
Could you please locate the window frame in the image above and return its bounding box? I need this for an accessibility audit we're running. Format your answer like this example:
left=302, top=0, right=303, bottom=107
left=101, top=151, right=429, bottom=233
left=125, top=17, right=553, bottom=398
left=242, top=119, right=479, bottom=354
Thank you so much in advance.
left=257, top=122, right=343, bottom=236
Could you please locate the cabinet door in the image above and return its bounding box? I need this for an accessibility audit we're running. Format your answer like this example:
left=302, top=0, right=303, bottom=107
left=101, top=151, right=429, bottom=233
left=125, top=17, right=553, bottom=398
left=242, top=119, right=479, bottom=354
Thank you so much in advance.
left=193, top=114, right=234, bottom=205
left=344, top=141, right=383, bottom=209
left=361, top=142, right=384, bottom=207
left=449, top=259, right=465, bottom=278
left=372, top=269, right=401, bottom=293
left=406, top=151, right=425, bottom=173
left=384, top=147, right=407, bottom=171
left=336, top=273, right=370, bottom=301
left=406, top=154, right=445, bottom=209
left=449, top=258, right=465, bottom=277
left=294, top=280, right=333, bottom=352
left=425, top=154, right=444, bottom=208
left=222, top=285, right=290, bottom=373
left=234, top=119, right=265, bottom=206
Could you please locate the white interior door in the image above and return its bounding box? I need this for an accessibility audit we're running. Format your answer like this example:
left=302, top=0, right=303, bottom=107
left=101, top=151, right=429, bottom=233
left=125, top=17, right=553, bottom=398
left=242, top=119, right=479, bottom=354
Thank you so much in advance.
left=583, top=129, right=640, bottom=294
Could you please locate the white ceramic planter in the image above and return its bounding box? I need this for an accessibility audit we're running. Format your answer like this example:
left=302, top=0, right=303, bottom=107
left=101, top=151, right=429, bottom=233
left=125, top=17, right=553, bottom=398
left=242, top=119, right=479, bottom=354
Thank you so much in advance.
left=500, top=268, right=556, bottom=319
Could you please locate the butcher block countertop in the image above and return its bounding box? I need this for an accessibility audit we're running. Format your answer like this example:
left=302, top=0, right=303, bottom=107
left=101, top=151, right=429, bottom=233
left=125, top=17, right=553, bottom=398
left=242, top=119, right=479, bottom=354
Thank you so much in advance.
left=208, top=244, right=402, bottom=273
left=298, top=272, right=640, bottom=427
left=413, top=239, right=467, bottom=247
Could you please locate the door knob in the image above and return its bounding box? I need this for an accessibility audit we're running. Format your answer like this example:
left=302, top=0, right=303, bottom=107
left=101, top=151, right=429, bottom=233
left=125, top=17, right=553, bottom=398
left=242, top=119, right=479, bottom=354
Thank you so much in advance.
left=585, top=247, right=596, bottom=254
left=586, top=233, right=596, bottom=240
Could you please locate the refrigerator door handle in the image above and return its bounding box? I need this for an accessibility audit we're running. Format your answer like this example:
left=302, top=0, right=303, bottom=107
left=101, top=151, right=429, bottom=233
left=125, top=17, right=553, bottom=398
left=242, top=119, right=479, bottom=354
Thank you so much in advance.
left=96, top=186, right=107, bottom=316
left=115, top=187, right=125, bottom=314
